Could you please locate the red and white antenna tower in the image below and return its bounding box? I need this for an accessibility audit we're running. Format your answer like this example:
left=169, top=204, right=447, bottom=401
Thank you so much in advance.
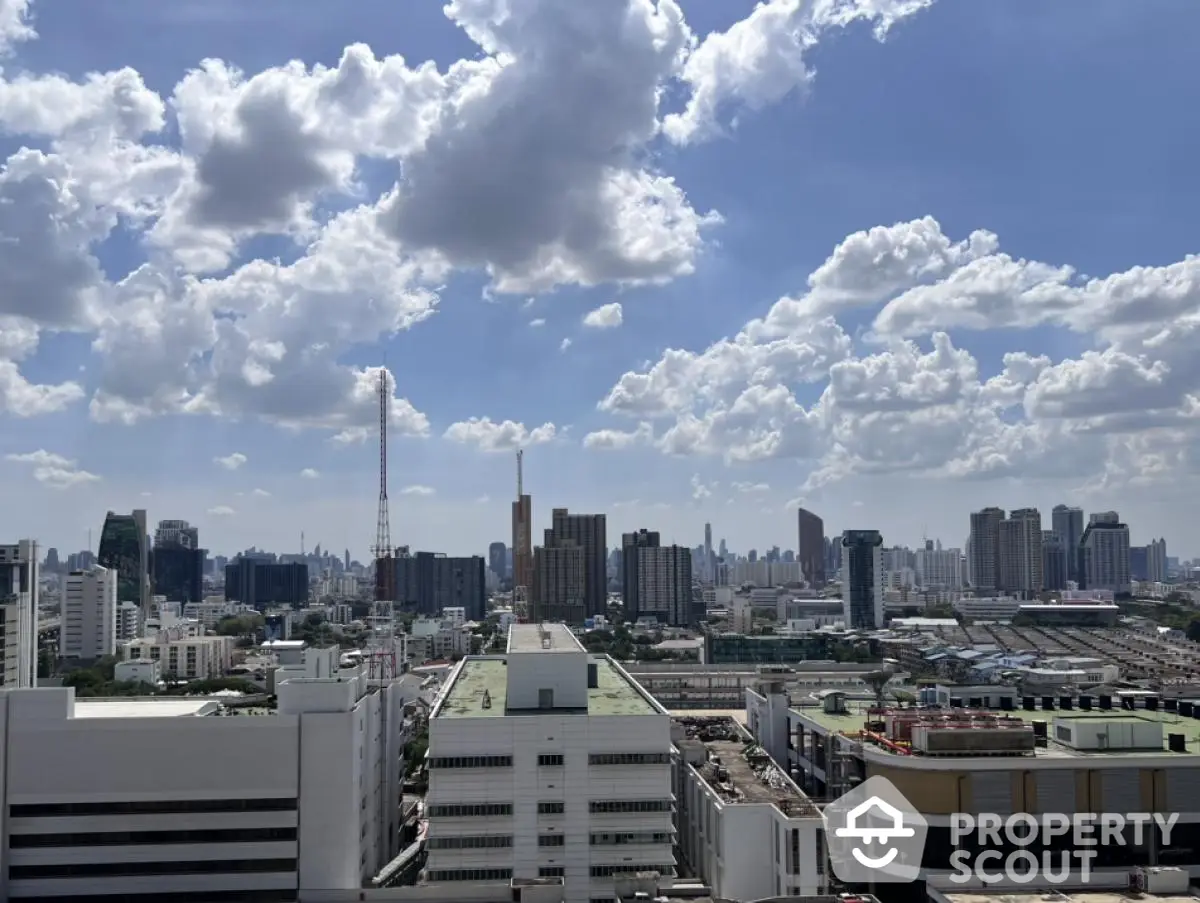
left=512, top=448, right=530, bottom=618
left=367, top=366, right=397, bottom=681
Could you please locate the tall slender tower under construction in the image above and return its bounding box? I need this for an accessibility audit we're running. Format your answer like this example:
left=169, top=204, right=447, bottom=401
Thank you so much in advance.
left=511, top=450, right=533, bottom=612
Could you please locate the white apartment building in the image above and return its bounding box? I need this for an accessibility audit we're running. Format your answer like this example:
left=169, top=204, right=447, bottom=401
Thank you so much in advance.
left=61, top=565, right=118, bottom=662
left=120, top=634, right=236, bottom=680
left=673, top=715, right=825, bottom=901
left=0, top=540, right=39, bottom=688
left=424, top=623, right=674, bottom=903
left=916, top=546, right=963, bottom=589
left=115, top=601, right=139, bottom=642
left=0, top=649, right=409, bottom=902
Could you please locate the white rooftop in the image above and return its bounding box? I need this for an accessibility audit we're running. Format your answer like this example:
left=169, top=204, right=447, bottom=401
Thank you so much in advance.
left=74, top=698, right=221, bottom=719
left=507, top=622, right=584, bottom=653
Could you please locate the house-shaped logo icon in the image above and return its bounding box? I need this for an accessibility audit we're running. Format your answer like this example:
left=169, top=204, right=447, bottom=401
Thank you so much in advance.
left=824, top=775, right=928, bottom=883
left=834, top=796, right=916, bottom=867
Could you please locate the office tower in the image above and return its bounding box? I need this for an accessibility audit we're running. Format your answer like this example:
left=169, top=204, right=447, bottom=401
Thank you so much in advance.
left=841, top=530, right=883, bottom=629
left=1130, top=545, right=1149, bottom=582
left=0, top=540, right=39, bottom=688
left=394, top=553, right=488, bottom=620
left=548, top=509, right=607, bottom=619
left=968, top=507, right=1004, bottom=593
left=424, top=623, right=673, bottom=898
left=999, top=508, right=1043, bottom=598
left=61, top=565, right=117, bottom=661
left=152, top=519, right=205, bottom=605
left=488, top=541, right=508, bottom=582
left=1041, top=531, right=1068, bottom=591
left=703, top=522, right=713, bottom=581
left=1052, top=505, right=1084, bottom=584
left=636, top=544, right=693, bottom=626
left=621, top=529, right=659, bottom=621
left=97, top=509, right=150, bottom=620
left=1148, top=538, right=1168, bottom=583
left=1081, top=515, right=1132, bottom=595
left=224, top=559, right=309, bottom=608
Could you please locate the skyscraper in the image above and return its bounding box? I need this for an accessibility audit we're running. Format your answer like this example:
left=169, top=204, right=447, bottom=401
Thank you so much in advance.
left=488, top=541, right=507, bottom=582
left=999, top=508, right=1043, bottom=598
left=637, top=544, right=694, bottom=627
left=1080, top=514, right=1131, bottom=595
left=841, top=530, right=883, bottom=629
left=511, top=492, right=532, bottom=599
left=548, top=509, right=607, bottom=619
left=703, top=522, right=713, bottom=582
left=622, top=529, right=660, bottom=621
left=1052, top=505, right=1084, bottom=584
left=152, top=519, right=205, bottom=605
left=968, top=507, right=1004, bottom=593
left=796, top=507, right=826, bottom=588
left=97, top=509, right=150, bottom=621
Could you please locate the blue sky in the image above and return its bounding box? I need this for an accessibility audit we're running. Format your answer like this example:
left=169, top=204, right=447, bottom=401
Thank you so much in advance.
left=1, top=0, right=1198, bottom=560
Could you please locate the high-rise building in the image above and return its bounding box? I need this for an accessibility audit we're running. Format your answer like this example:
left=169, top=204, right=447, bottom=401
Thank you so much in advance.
left=636, top=545, right=693, bottom=626
left=152, top=519, right=205, bottom=605
left=97, top=509, right=150, bottom=620
left=841, top=530, right=883, bottom=629
left=968, top=507, right=1005, bottom=592
left=621, top=529, right=659, bottom=621
left=548, top=509, right=607, bottom=619
left=1041, top=530, right=1068, bottom=591
left=1147, top=538, right=1168, bottom=583
left=1081, top=515, right=1132, bottom=595
left=394, top=552, right=488, bottom=620
left=61, top=565, right=117, bottom=662
left=512, top=492, right=533, bottom=598
left=488, top=541, right=507, bottom=582
left=0, top=540, right=39, bottom=688
left=224, top=559, right=309, bottom=608
left=999, top=507, right=1043, bottom=598
left=915, top=545, right=963, bottom=589
left=424, top=623, right=674, bottom=900
left=703, top=522, right=713, bottom=582
left=1052, top=504, right=1084, bottom=584
left=795, top=507, right=825, bottom=589
left=531, top=542, right=585, bottom=623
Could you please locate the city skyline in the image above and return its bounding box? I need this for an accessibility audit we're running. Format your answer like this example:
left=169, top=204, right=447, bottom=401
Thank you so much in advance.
left=2, top=2, right=1199, bottom=563
left=23, top=495, right=1184, bottom=565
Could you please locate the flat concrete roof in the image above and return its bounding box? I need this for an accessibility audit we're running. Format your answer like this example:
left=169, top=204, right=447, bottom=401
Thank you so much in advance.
left=507, top=623, right=584, bottom=653
left=74, top=698, right=220, bottom=718
left=436, top=656, right=658, bottom=718
left=792, top=701, right=1200, bottom=757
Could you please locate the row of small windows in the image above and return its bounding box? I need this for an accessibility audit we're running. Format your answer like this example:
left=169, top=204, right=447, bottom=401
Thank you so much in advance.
left=9, top=859, right=297, bottom=880
left=540, top=867, right=565, bottom=878
left=10, top=827, right=297, bottom=848
left=427, top=755, right=512, bottom=769
left=426, top=868, right=512, bottom=882
left=427, top=800, right=670, bottom=816
left=589, top=800, right=673, bottom=814
left=591, top=832, right=673, bottom=845
left=538, top=754, right=564, bottom=766
left=590, top=864, right=674, bottom=878
left=426, top=835, right=513, bottom=850
left=538, top=834, right=565, bottom=847
left=427, top=803, right=512, bottom=818
left=9, top=798, right=297, bottom=818
left=588, top=753, right=670, bottom=766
